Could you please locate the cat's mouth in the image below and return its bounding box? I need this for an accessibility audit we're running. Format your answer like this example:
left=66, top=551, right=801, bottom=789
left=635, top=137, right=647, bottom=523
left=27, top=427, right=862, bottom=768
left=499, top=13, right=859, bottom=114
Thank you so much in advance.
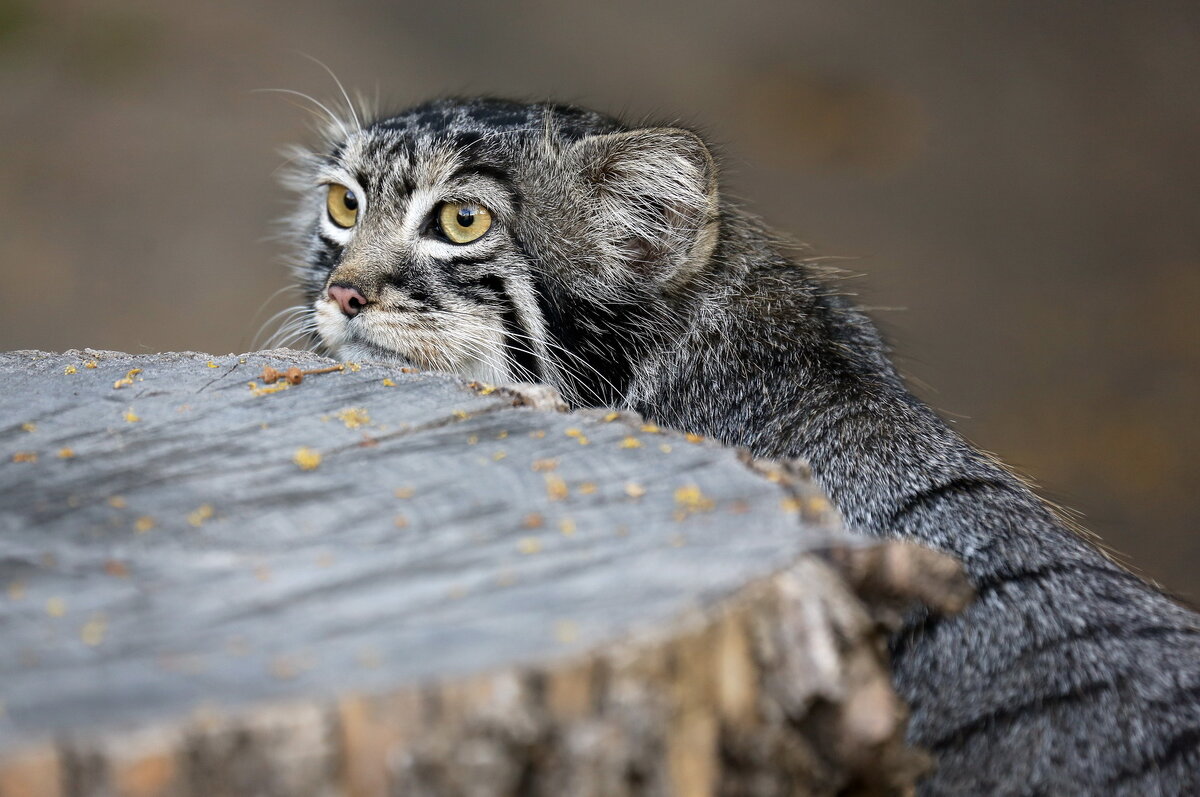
left=312, top=296, right=509, bottom=382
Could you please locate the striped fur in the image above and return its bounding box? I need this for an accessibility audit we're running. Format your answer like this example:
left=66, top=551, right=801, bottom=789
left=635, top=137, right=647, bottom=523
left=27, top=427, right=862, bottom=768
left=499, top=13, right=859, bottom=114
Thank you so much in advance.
left=287, top=97, right=1200, bottom=794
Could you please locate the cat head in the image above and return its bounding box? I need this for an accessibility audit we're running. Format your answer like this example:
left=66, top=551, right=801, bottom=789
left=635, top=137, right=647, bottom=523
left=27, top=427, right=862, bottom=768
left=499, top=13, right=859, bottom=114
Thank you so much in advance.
left=284, top=97, right=720, bottom=404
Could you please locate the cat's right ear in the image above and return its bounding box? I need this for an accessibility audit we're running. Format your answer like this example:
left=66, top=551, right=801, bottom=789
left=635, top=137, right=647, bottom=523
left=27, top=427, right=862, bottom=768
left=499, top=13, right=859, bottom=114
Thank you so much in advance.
left=567, top=128, right=719, bottom=286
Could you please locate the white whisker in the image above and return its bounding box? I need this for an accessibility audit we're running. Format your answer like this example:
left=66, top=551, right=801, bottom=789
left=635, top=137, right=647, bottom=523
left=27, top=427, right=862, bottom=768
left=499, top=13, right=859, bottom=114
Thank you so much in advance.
left=296, top=53, right=362, bottom=131
left=254, top=88, right=352, bottom=140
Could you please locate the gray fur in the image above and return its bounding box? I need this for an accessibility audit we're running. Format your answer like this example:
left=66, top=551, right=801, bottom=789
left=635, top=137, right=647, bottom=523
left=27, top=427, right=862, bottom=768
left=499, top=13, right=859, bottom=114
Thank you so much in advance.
left=287, top=97, right=1200, bottom=795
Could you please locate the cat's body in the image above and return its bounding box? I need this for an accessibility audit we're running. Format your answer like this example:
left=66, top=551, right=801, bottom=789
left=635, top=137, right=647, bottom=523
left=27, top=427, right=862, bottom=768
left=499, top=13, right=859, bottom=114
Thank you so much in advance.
left=287, top=97, right=1200, bottom=794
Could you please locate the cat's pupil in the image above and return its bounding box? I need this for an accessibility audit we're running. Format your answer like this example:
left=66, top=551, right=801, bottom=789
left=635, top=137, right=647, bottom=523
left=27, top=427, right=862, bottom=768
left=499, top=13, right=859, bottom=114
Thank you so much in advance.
left=456, top=207, right=475, bottom=227
left=343, top=190, right=358, bottom=211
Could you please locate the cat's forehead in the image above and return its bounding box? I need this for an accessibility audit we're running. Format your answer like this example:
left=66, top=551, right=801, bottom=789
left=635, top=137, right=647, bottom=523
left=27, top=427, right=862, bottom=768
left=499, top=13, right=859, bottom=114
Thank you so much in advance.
left=373, top=98, right=623, bottom=140
left=346, top=99, right=622, bottom=164
left=331, top=98, right=625, bottom=190
left=334, top=129, right=508, bottom=197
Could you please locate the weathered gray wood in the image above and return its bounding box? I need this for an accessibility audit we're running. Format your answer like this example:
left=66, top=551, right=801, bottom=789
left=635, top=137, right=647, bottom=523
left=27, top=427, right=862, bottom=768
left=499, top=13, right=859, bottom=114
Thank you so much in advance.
left=0, top=349, right=970, bottom=796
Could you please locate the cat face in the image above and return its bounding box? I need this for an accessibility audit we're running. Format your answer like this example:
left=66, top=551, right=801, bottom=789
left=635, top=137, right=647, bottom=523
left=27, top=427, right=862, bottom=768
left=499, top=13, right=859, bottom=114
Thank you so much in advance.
left=287, top=98, right=719, bottom=405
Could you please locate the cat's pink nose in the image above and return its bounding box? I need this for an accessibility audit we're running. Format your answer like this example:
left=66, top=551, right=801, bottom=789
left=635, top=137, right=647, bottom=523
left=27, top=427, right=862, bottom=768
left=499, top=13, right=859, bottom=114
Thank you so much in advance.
left=328, top=284, right=367, bottom=317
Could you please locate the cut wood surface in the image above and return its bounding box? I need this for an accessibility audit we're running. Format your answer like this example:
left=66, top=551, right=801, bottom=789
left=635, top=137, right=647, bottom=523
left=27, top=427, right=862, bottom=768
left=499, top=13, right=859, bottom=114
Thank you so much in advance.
left=0, top=349, right=970, bottom=797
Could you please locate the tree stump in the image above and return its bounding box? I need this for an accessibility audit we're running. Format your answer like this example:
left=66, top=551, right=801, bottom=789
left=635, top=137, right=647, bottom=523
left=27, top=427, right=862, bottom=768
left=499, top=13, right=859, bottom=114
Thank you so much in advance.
left=0, top=349, right=970, bottom=797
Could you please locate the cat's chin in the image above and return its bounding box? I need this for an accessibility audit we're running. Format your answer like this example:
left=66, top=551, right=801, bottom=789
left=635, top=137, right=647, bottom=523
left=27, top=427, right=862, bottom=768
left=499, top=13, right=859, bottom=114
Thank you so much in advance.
left=333, top=339, right=509, bottom=384
left=334, top=339, right=415, bottom=368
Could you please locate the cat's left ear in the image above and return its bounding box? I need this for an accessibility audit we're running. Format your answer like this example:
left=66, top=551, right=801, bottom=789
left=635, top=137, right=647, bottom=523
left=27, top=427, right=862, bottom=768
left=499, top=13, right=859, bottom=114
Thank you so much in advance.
left=568, top=128, right=719, bottom=286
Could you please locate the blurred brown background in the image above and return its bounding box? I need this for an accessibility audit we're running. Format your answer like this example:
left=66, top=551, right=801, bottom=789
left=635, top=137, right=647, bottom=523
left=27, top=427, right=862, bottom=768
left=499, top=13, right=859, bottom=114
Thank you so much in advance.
left=1, top=0, right=1196, bottom=596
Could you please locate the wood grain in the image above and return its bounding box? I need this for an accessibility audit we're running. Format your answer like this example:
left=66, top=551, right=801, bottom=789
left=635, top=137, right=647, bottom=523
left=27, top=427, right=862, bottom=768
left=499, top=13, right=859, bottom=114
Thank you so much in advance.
left=0, top=349, right=969, bottom=796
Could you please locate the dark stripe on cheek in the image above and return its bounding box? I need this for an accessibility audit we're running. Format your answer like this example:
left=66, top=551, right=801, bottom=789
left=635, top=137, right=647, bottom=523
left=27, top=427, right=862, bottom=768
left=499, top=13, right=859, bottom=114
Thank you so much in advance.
left=448, top=271, right=503, bottom=304
left=528, top=271, right=626, bottom=406
left=477, top=274, right=541, bottom=382
left=406, top=279, right=444, bottom=311
left=384, top=270, right=444, bottom=311
left=442, top=251, right=499, bottom=269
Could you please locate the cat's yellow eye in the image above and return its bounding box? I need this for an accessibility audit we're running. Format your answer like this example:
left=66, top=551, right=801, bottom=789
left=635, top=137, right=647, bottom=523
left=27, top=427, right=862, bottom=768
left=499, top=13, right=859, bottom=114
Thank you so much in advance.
left=438, top=202, right=493, bottom=244
left=326, top=184, right=359, bottom=228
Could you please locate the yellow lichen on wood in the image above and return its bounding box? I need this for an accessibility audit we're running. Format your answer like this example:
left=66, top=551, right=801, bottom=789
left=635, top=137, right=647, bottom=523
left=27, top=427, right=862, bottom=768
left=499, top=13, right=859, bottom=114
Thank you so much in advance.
left=674, top=485, right=715, bottom=520
left=57, top=447, right=75, bottom=459
left=64, top=364, right=77, bottom=375
left=11, top=451, right=37, bottom=463
left=80, top=614, right=107, bottom=647
left=293, top=447, right=322, bottom=471
left=134, top=516, right=156, bottom=533
left=187, top=505, right=214, bottom=527
left=123, top=408, right=140, bottom=423
left=247, top=381, right=290, bottom=397
left=779, top=497, right=802, bottom=514
left=335, top=407, right=371, bottom=429
left=113, top=368, right=142, bottom=389
left=544, top=474, right=569, bottom=501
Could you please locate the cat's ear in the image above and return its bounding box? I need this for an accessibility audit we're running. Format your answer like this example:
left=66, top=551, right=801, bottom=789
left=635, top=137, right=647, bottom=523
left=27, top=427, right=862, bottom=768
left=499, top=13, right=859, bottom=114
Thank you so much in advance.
left=568, top=128, right=719, bottom=285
